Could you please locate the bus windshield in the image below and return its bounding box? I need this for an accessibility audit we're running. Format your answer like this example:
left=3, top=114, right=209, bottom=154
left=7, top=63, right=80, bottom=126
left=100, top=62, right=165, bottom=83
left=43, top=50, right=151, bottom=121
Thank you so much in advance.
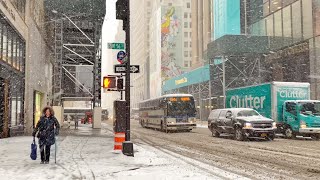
left=167, top=97, right=196, bottom=117
left=299, top=102, right=320, bottom=116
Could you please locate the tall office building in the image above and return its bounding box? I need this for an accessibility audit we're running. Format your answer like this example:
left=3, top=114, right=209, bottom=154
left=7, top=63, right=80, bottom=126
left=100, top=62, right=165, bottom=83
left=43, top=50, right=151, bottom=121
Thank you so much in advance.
left=191, top=0, right=212, bottom=69
left=130, top=0, right=152, bottom=108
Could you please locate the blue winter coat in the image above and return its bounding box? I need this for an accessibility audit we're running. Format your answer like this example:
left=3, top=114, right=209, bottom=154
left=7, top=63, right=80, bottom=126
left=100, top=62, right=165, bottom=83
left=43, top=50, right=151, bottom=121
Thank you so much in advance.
left=33, top=116, right=60, bottom=146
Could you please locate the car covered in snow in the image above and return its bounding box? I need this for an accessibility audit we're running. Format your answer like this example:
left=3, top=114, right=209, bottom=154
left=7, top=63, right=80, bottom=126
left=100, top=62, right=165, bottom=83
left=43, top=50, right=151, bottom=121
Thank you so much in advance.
left=208, top=108, right=276, bottom=141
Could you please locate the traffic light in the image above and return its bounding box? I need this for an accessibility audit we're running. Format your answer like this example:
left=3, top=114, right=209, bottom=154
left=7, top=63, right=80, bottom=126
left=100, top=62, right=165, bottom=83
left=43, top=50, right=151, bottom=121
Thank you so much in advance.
left=117, top=78, right=124, bottom=90
left=103, top=76, right=116, bottom=88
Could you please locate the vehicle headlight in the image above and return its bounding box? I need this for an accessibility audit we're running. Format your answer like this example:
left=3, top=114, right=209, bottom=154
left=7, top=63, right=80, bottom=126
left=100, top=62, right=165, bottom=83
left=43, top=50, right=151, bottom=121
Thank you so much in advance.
left=272, top=122, right=277, bottom=129
left=244, top=122, right=253, bottom=129
left=300, top=120, right=307, bottom=128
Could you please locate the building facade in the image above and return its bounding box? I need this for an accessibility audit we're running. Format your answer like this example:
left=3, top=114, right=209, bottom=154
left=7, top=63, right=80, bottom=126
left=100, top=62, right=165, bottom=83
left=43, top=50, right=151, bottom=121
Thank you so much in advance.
left=247, top=0, right=320, bottom=100
left=191, top=0, right=212, bottom=69
left=148, top=0, right=193, bottom=99
left=0, top=0, right=53, bottom=137
left=130, top=0, right=152, bottom=108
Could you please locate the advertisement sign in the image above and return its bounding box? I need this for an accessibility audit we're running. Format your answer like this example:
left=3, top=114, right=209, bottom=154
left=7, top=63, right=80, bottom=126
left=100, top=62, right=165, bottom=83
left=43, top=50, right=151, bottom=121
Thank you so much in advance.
left=226, top=84, right=272, bottom=118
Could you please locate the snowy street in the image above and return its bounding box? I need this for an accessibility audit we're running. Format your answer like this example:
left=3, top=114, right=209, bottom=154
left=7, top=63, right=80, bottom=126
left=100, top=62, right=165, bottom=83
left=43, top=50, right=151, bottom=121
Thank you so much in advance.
left=0, top=123, right=245, bottom=180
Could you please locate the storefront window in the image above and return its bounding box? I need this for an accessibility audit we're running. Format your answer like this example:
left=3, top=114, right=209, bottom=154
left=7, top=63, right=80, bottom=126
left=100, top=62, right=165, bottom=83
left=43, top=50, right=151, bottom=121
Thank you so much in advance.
left=12, top=36, right=17, bottom=69
left=34, top=91, right=42, bottom=127
left=2, top=25, right=7, bottom=63
left=7, top=30, right=12, bottom=65
left=292, top=0, right=302, bottom=43
left=302, top=0, right=313, bottom=39
left=11, top=94, right=17, bottom=126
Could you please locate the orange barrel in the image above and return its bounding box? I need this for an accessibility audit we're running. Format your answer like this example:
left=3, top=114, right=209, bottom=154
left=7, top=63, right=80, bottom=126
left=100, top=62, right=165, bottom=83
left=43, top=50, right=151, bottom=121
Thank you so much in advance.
left=114, top=132, right=125, bottom=150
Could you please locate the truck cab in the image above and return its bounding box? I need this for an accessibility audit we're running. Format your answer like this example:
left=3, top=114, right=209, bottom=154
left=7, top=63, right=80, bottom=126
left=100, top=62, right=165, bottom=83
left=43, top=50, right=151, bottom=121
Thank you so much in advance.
left=282, top=100, right=320, bottom=139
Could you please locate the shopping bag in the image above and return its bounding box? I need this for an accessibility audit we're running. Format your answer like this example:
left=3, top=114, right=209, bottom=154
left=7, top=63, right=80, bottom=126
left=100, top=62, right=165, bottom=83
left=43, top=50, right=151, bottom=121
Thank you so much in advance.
left=30, top=137, right=37, bottom=160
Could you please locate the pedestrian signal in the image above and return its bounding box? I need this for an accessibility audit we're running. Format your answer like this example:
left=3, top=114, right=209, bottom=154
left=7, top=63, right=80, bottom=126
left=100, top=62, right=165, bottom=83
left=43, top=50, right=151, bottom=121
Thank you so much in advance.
left=103, top=76, right=116, bottom=88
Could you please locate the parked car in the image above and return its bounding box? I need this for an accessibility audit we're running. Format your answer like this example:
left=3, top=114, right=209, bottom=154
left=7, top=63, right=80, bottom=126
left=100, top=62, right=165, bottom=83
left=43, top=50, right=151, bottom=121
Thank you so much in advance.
left=208, top=108, right=276, bottom=141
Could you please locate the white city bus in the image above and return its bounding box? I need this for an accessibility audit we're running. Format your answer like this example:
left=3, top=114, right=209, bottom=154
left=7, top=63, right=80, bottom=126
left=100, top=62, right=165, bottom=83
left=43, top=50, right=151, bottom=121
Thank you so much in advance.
left=138, top=94, right=197, bottom=132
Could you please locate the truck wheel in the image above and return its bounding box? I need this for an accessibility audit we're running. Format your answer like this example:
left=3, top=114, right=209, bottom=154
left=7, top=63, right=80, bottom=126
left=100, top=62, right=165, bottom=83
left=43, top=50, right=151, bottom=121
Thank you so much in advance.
left=285, top=127, right=296, bottom=139
left=212, top=130, right=220, bottom=137
left=310, top=134, right=320, bottom=140
left=234, top=127, right=244, bottom=141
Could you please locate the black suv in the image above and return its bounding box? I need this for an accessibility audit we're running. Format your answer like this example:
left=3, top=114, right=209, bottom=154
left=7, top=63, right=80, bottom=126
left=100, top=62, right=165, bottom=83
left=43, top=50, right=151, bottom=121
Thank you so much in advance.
left=208, top=108, right=276, bottom=141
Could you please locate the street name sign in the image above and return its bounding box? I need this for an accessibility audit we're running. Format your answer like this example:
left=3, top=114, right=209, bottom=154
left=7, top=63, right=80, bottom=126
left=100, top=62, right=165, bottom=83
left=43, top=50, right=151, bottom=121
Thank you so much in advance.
left=107, top=43, right=125, bottom=50
left=114, top=65, right=140, bottom=73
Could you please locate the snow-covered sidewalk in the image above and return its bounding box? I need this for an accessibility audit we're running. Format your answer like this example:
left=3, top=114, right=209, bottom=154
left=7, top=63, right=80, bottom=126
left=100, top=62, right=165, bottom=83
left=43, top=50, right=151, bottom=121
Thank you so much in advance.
left=0, top=124, right=217, bottom=180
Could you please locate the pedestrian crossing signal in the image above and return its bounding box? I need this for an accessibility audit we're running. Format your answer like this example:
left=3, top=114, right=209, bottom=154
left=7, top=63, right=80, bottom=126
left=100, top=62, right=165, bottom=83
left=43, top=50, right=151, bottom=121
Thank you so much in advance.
left=103, top=76, right=116, bottom=88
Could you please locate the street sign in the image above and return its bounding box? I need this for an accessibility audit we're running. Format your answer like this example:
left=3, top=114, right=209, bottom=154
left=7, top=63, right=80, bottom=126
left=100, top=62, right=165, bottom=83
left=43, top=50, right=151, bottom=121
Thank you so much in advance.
left=117, top=51, right=126, bottom=64
left=108, top=43, right=125, bottom=50
left=114, top=65, right=140, bottom=73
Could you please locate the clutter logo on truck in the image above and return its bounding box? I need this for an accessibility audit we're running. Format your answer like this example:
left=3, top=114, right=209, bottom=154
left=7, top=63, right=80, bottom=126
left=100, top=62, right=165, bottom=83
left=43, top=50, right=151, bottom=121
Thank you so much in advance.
left=229, top=95, right=266, bottom=109
left=226, top=84, right=272, bottom=118
left=277, top=88, right=308, bottom=99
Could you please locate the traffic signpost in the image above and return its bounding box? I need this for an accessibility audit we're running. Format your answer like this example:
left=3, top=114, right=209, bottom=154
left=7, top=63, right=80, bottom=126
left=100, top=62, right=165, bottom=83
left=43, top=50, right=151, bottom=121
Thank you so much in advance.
left=107, top=43, right=125, bottom=50
left=117, top=51, right=126, bottom=64
left=114, top=65, right=140, bottom=73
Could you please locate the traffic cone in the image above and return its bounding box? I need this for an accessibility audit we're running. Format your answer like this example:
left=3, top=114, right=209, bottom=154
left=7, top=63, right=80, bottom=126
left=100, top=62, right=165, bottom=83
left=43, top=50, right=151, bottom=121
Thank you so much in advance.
left=114, top=132, right=125, bottom=150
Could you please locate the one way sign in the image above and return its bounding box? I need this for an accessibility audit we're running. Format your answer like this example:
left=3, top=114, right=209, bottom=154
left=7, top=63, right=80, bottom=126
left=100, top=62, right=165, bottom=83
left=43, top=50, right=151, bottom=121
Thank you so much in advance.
left=114, top=65, right=140, bottom=73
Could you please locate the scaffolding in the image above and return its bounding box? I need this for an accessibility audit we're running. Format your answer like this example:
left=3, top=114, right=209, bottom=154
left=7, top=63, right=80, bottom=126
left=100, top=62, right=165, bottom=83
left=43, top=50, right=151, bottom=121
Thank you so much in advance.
left=44, top=0, right=105, bottom=107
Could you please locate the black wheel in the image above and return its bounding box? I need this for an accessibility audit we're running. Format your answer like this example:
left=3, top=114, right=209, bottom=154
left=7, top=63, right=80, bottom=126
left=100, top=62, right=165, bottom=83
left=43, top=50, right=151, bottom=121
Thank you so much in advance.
left=234, top=127, right=245, bottom=141
left=161, top=121, right=167, bottom=133
left=284, top=127, right=296, bottom=139
left=267, top=134, right=275, bottom=141
left=211, top=129, right=220, bottom=137
left=310, top=134, right=320, bottom=140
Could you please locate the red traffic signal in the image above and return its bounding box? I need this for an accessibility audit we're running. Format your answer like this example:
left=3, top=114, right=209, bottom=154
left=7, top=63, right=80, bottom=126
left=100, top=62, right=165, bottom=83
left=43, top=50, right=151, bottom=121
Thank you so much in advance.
left=103, top=76, right=116, bottom=88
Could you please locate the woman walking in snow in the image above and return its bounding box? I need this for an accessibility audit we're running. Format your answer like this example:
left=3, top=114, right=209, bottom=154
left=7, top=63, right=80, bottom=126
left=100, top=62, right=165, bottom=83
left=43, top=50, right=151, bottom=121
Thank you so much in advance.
left=32, top=106, right=60, bottom=164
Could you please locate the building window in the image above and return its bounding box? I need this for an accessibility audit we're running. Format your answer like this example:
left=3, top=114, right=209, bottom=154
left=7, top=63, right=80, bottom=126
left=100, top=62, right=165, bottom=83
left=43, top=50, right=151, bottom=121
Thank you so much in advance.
left=184, top=51, right=188, bottom=57
left=184, top=22, right=188, bottom=28
left=189, top=51, right=192, bottom=57
left=266, top=15, right=274, bottom=37
left=292, top=0, right=302, bottom=42
left=187, top=2, right=190, bottom=8
left=190, top=22, right=192, bottom=28
left=190, top=32, right=192, bottom=37
left=190, top=42, right=192, bottom=47
left=302, top=0, right=313, bottom=39
left=0, top=19, right=25, bottom=71
left=184, top=32, right=188, bottom=37
left=270, top=0, right=282, bottom=12
left=283, top=5, right=292, bottom=39
left=168, top=3, right=172, bottom=6
left=184, top=12, right=188, bottom=18
left=184, top=42, right=188, bottom=48
left=274, top=10, right=282, bottom=37
left=184, top=61, right=189, bottom=67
